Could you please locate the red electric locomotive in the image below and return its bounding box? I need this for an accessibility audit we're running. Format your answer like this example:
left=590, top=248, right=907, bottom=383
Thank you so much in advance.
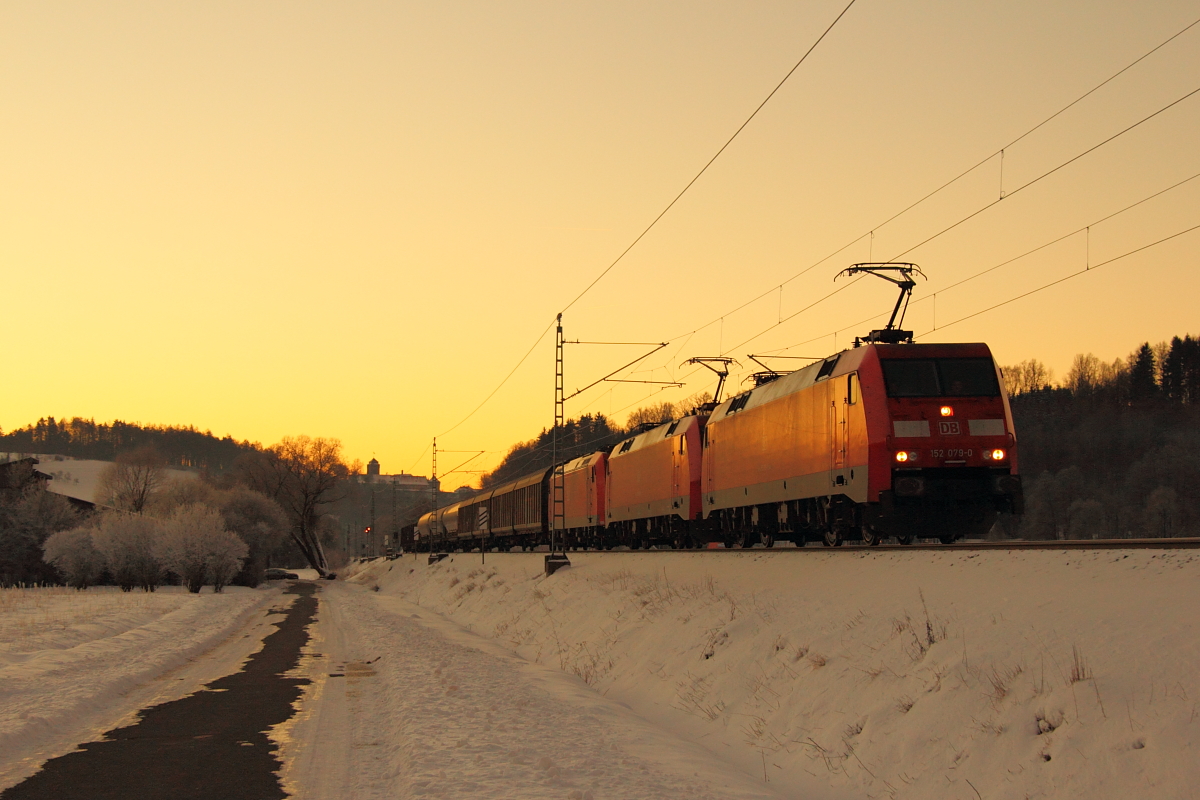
left=700, top=340, right=1022, bottom=546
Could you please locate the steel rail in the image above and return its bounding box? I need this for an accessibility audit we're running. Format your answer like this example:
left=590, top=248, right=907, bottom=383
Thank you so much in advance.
left=415, top=537, right=1200, bottom=558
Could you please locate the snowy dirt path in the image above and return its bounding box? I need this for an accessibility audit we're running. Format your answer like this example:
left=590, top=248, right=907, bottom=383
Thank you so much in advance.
left=0, top=586, right=282, bottom=790
left=279, top=580, right=787, bottom=800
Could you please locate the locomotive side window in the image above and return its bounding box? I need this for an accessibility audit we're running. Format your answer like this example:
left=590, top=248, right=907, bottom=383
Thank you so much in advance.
left=846, top=373, right=859, bottom=405
left=882, top=358, right=1000, bottom=397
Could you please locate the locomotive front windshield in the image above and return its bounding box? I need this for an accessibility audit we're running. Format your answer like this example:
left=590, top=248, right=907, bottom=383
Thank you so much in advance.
left=881, top=358, right=1000, bottom=397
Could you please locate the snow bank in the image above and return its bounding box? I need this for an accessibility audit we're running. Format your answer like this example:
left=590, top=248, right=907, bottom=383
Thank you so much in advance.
left=284, top=579, right=785, bottom=799
left=349, top=548, right=1200, bottom=799
left=0, top=585, right=277, bottom=789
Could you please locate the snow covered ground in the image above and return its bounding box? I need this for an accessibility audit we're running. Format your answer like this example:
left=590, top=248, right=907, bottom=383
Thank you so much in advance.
left=335, top=548, right=1200, bottom=800
left=0, top=584, right=280, bottom=790
left=279, top=579, right=786, bottom=800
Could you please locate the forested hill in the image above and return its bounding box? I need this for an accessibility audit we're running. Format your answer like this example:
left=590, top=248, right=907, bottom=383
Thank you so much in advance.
left=1002, top=333, right=1200, bottom=538
left=0, top=417, right=260, bottom=471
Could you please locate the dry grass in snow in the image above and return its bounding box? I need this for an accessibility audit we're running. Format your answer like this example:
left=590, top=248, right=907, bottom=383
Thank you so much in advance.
left=348, top=547, right=1200, bottom=800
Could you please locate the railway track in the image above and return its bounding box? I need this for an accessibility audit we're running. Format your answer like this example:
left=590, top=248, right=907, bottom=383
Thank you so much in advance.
left=409, top=537, right=1200, bottom=560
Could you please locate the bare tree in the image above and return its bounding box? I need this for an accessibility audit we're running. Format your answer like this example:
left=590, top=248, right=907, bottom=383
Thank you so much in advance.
left=1000, top=359, right=1054, bottom=395
left=237, top=436, right=355, bottom=577
left=1064, top=353, right=1103, bottom=395
left=98, top=446, right=167, bottom=513
left=626, top=401, right=677, bottom=431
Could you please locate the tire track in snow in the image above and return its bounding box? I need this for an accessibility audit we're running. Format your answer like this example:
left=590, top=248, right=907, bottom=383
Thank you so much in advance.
left=302, top=581, right=785, bottom=800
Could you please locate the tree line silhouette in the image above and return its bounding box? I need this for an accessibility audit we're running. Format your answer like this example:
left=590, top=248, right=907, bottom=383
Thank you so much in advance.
left=1001, top=333, right=1200, bottom=539
left=0, top=417, right=259, bottom=471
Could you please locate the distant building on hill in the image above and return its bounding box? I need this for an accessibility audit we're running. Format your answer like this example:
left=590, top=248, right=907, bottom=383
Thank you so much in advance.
left=359, top=468, right=435, bottom=491
left=367, top=458, right=380, bottom=477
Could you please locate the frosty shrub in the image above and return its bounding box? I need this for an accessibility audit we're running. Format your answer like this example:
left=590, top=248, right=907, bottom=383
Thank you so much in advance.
left=42, top=527, right=104, bottom=590
left=157, top=504, right=248, bottom=593
left=206, top=528, right=249, bottom=593
left=148, top=476, right=220, bottom=515
left=92, top=513, right=165, bottom=591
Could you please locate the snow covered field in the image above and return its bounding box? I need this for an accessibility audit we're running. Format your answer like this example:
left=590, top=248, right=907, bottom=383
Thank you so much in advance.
left=340, top=548, right=1200, bottom=799
left=0, top=584, right=280, bottom=790
left=7, top=454, right=198, bottom=505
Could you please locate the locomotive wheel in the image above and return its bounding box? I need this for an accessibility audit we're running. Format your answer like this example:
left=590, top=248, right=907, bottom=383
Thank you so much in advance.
left=822, top=527, right=844, bottom=547
left=938, top=535, right=957, bottom=545
left=861, top=526, right=882, bottom=547
left=895, top=533, right=915, bottom=545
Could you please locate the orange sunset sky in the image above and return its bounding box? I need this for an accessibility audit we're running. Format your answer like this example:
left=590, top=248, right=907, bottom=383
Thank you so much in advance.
left=3, top=1, right=1198, bottom=482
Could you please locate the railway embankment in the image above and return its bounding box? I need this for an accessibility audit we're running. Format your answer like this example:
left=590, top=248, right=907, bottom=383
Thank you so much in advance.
left=347, top=547, right=1200, bottom=799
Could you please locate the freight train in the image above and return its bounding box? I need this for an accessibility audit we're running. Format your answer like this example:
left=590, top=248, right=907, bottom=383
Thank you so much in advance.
left=417, top=337, right=1024, bottom=551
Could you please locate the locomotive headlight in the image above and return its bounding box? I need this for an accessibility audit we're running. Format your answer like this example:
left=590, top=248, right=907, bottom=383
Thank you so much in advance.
left=895, top=450, right=917, bottom=463
left=940, top=406, right=954, bottom=417
left=984, top=448, right=1006, bottom=461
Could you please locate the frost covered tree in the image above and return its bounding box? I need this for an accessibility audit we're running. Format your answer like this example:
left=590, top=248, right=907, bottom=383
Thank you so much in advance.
left=149, top=479, right=287, bottom=587
left=157, top=504, right=247, bottom=593
left=42, top=527, right=104, bottom=589
left=206, top=530, right=248, bottom=592
left=92, top=513, right=165, bottom=591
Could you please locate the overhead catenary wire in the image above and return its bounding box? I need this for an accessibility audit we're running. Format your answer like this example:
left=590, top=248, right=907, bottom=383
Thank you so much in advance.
left=917, top=223, right=1200, bottom=337
left=415, top=13, right=1200, bottom=470
left=665, top=15, right=1200, bottom=344
left=436, top=318, right=556, bottom=439
left=645, top=169, right=1200, bottom=397
left=760, top=170, right=1200, bottom=357
left=559, top=0, right=860, bottom=315
left=675, top=88, right=1200, bottom=367
left=889, top=83, right=1200, bottom=261
left=410, top=2, right=861, bottom=468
